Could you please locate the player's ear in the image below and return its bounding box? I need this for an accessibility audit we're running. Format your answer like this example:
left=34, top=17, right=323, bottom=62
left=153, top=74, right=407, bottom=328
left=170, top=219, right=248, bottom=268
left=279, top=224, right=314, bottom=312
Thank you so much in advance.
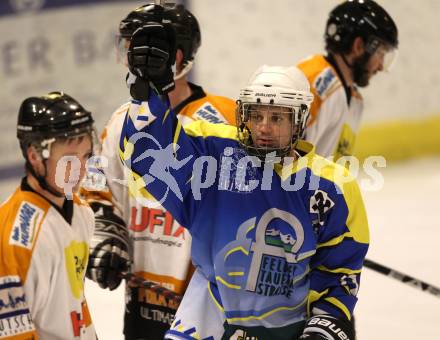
left=176, top=48, right=184, bottom=72
left=352, top=37, right=365, bottom=57
left=27, top=145, right=43, bottom=168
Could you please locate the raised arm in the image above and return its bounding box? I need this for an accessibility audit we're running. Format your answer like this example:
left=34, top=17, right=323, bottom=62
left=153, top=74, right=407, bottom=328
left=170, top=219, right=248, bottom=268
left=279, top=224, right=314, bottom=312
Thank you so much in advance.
left=119, top=22, right=214, bottom=230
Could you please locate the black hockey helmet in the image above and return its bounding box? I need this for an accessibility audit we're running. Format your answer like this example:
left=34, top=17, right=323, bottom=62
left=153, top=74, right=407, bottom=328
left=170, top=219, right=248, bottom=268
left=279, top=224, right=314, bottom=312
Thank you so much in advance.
left=17, top=91, right=95, bottom=197
left=119, top=3, right=201, bottom=64
left=17, top=91, right=94, bottom=151
left=325, top=0, right=398, bottom=55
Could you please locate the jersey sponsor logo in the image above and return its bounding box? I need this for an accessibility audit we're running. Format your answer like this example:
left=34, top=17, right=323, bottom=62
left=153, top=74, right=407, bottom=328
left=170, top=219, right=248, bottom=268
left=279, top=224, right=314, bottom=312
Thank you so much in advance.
left=9, top=201, right=43, bottom=250
left=65, top=241, right=89, bottom=299
left=138, top=287, right=179, bottom=310
left=140, top=306, right=175, bottom=325
left=70, top=300, right=92, bottom=337
left=214, top=208, right=315, bottom=299
left=129, top=206, right=186, bottom=240
left=314, top=68, right=336, bottom=98
left=194, top=103, right=228, bottom=124
left=0, top=275, right=35, bottom=337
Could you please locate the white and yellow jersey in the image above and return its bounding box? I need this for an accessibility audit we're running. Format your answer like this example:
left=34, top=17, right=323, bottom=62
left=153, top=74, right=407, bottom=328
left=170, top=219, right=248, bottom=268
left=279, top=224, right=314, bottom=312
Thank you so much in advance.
left=88, top=83, right=236, bottom=296
left=297, top=54, right=364, bottom=159
left=0, top=184, right=95, bottom=340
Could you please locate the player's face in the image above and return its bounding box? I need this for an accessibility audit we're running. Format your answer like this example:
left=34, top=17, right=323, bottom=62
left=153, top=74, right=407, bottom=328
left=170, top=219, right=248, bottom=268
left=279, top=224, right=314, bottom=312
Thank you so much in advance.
left=44, top=135, right=93, bottom=196
left=365, top=43, right=396, bottom=82
left=247, top=105, right=295, bottom=151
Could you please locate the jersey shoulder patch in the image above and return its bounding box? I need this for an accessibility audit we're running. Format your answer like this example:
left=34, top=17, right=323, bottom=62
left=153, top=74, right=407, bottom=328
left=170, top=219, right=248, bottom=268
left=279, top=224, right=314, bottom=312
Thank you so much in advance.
left=313, top=67, right=341, bottom=99
left=9, top=201, right=44, bottom=250
left=193, top=101, right=229, bottom=124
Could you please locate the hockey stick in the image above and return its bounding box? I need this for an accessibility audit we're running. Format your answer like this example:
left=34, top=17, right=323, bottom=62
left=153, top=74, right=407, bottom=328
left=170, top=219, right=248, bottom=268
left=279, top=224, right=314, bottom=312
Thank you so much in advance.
left=364, top=258, right=440, bottom=298
left=120, top=272, right=183, bottom=304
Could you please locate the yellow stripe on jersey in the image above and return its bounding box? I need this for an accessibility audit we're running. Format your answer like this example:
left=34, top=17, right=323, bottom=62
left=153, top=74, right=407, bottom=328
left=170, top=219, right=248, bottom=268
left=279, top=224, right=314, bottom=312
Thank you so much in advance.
left=184, top=120, right=239, bottom=141
left=216, top=276, right=241, bottom=290
left=324, top=297, right=351, bottom=321
left=316, top=265, right=362, bottom=275
left=307, top=289, right=329, bottom=318
left=173, top=119, right=183, bottom=154
left=208, top=281, right=225, bottom=312
left=226, top=295, right=308, bottom=323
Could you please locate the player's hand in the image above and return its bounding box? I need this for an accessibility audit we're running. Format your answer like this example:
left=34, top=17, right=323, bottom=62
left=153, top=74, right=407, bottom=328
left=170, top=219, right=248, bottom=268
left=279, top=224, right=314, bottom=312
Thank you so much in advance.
left=86, top=202, right=130, bottom=290
left=127, top=22, right=177, bottom=100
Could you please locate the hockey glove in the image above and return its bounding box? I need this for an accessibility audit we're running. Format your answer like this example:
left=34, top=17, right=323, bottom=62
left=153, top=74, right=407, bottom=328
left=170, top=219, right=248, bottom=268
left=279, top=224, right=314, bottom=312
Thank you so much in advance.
left=87, top=201, right=130, bottom=290
left=298, top=315, right=354, bottom=340
left=127, top=22, right=177, bottom=100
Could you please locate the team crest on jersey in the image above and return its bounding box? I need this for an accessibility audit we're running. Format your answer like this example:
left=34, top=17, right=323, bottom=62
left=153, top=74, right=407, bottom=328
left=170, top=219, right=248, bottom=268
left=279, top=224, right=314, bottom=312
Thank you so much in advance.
left=0, top=275, right=35, bottom=337
left=65, top=241, right=89, bottom=299
left=215, top=208, right=315, bottom=299
left=310, top=190, right=335, bottom=232
left=9, top=201, right=43, bottom=250
left=314, top=68, right=337, bottom=98
left=194, top=102, right=228, bottom=124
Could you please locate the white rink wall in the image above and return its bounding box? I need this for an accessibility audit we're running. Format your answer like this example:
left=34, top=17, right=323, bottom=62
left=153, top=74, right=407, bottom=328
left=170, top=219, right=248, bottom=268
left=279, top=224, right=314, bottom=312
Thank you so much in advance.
left=190, top=0, right=440, bottom=123
left=1, top=0, right=440, bottom=168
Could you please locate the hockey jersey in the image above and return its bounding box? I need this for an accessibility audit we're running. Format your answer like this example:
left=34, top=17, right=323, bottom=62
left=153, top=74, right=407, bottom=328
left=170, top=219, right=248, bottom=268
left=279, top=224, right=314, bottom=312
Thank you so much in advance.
left=297, top=54, right=364, bottom=159
left=0, top=181, right=96, bottom=339
left=118, top=91, right=369, bottom=339
left=82, top=83, right=236, bottom=335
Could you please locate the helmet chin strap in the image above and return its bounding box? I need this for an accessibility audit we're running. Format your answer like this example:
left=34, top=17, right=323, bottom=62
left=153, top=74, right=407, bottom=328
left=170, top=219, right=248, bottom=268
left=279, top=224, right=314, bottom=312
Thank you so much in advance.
left=174, top=60, right=194, bottom=80
left=26, top=160, right=65, bottom=198
left=26, top=139, right=65, bottom=198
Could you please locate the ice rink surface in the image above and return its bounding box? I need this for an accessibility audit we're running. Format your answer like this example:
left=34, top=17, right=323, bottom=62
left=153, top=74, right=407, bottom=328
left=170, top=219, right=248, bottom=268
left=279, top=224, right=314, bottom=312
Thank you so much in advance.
left=1, top=158, right=439, bottom=339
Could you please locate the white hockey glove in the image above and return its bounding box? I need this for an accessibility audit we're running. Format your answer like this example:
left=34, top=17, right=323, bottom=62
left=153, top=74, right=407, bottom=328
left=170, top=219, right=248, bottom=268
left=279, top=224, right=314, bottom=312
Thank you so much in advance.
left=87, top=201, right=130, bottom=290
left=298, top=315, right=354, bottom=340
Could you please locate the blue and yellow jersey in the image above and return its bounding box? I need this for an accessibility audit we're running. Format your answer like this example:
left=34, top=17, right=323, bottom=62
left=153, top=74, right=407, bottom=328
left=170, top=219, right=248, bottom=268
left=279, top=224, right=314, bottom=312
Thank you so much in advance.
left=119, top=90, right=369, bottom=339
left=0, top=184, right=95, bottom=339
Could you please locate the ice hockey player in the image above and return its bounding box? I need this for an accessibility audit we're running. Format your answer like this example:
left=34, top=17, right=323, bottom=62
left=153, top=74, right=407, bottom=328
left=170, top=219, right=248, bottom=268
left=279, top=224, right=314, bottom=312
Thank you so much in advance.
left=298, top=0, right=398, bottom=159
left=83, top=3, right=236, bottom=340
left=118, top=20, right=370, bottom=340
left=0, top=92, right=97, bottom=339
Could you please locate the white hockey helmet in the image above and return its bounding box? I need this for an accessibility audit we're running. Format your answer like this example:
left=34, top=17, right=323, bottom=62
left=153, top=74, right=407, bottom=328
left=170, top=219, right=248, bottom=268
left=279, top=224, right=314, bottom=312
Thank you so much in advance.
left=237, top=65, right=314, bottom=158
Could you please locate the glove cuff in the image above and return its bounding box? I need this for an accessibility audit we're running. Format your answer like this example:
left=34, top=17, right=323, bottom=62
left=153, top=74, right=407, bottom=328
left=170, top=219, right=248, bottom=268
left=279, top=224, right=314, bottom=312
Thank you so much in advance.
left=299, top=314, right=354, bottom=340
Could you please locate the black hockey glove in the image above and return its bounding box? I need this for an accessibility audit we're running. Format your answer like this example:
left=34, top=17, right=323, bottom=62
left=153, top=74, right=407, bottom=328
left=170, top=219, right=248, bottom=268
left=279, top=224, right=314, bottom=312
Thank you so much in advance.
left=87, top=202, right=130, bottom=290
left=298, top=315, right=354, bottom=340
left=127, top=22, right=177, bottom=100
